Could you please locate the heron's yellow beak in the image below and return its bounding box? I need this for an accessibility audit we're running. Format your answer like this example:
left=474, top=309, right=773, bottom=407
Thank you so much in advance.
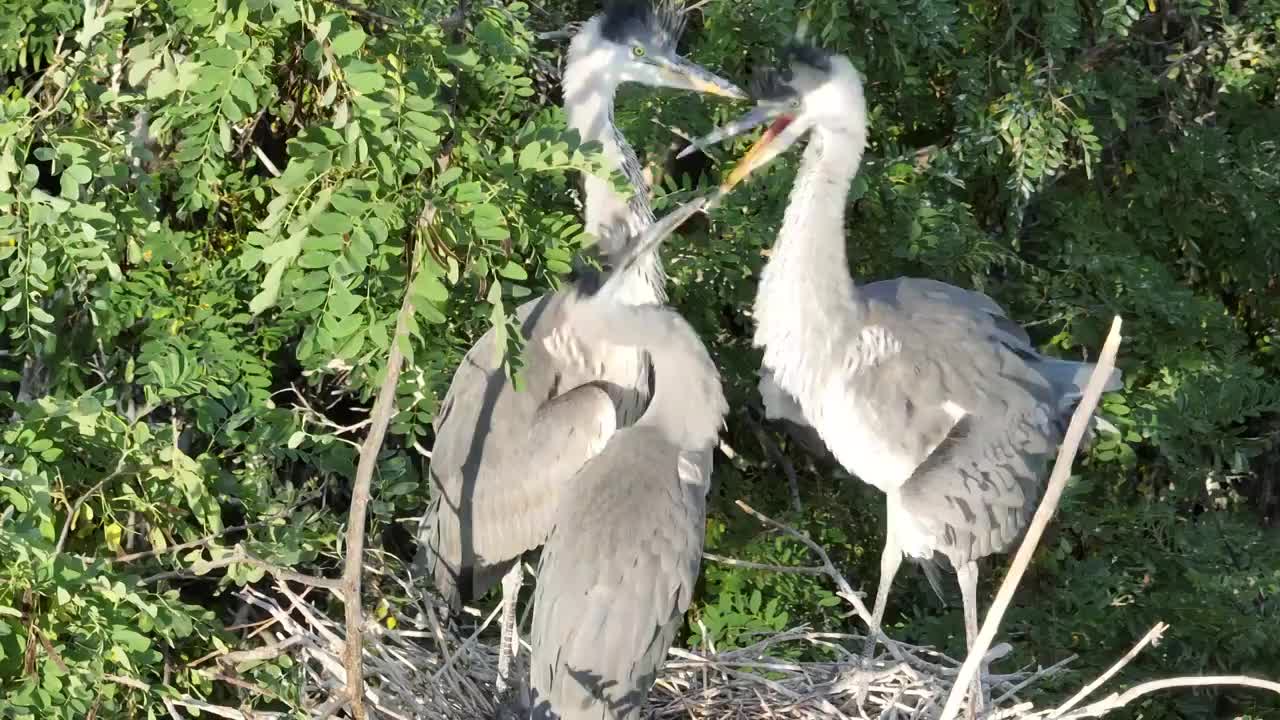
left=723, top=116, right=794, bottom=190
left=658, top=59, right=747, bottom=100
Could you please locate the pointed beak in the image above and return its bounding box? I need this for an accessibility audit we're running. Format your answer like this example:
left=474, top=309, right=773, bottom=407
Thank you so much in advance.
left=658, top=56, right=747, bottom=100
left=676, top=105, right=778, bottom=159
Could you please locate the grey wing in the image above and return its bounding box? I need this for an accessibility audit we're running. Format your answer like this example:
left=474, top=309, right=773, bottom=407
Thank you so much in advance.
left=414, top=293, right=618, bottom=607
left=866, top=277, right=1122, bottom=401
left=864, top=277, right=1032, bottom=349
left=530, top=430, right=704, bottom=720
left=897, top=404, right=1063, bottom=565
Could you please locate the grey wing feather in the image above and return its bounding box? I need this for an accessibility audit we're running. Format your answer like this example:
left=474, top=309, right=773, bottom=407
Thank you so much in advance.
left=414, top=293, right=619, bottom=607
left=864, top=277, right=1032, bottom=349
left=897, top=409, right=1061, bottom=565
left=530, top=428, right=704, bottom=720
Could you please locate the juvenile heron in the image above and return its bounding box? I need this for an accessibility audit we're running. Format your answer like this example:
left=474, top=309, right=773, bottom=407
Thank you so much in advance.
left=529, top=198, right=728, bottom=720
left=413, top=0, right=742, bottom=691
left=685, top=43, right=1122, bottom=710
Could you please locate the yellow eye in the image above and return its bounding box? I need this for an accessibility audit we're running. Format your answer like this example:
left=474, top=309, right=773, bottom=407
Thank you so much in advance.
left=632, top=46, right=645, bottom=58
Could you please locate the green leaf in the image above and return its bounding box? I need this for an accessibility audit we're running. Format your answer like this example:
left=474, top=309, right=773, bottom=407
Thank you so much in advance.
left=64, top=165, right=92, bottom=184
left=203, top=47, right=239, bottom=67
left=311, top=213, right=353, bottom=235
left=249, top=258, right=288, bottom=315
left=347, top=72, right=386, bottom=94
left=518, top=142, right=541, bottom=170
left=331, top=28, right=366, bottom=57
left=413, top=272, right=449, bottom=303
left=112, top=628, right=151, bottom=652
left=221, top=94, right=244, bottom=122
left=498, top=261, right=528, bottom=281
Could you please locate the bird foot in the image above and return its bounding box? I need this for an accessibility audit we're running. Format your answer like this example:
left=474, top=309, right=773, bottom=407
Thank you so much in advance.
left=495, top=564, right=524, bottom=695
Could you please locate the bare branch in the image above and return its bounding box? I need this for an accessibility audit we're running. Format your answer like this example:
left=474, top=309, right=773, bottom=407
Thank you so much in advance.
left=733, top=500, right=918, bottom=666
left=938, top=315, right=1124, bottom=720
left=703, top=552, right=826, bottom=576
left=1055, top=675, right=1280, bottom=719
left=55, top=451, right=128, bottom=556
left=1047, top=622, right=1168, bottom=718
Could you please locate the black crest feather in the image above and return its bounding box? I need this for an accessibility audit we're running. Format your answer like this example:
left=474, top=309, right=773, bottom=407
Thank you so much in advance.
left=749, top=42, right=835, bottom=100
left=600, top=0, right=686, bottom=52
left=780, top=42, right=834, bottom=72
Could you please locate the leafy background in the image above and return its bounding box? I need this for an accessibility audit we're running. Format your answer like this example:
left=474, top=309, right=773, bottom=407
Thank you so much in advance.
left=1, top=0, right=1278, bottom=717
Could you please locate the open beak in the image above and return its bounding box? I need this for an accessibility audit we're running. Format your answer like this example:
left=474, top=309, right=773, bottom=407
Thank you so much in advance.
left=659, top=56, right=747, bottom=100
left=722, top=115, right=794, bottom=189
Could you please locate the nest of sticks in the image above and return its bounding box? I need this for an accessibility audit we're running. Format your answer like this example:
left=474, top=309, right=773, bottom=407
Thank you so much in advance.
left=229, top=556, right=1270, bottom=720
left=236, top=570, right=1075, bottom=720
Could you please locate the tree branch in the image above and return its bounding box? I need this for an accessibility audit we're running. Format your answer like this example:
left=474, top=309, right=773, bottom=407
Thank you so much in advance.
left=337, top=153, right=451, bottom=716
left=703, top=552, right=826, bottom=577
left=938, top=315, right=1124, bottom=720
left=1047, top=622, right=1168, bottom=718
left=732, top=500, right=927, bottom=667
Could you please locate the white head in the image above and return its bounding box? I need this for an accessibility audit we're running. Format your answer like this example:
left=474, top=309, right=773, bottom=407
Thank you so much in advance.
left=678, top=43, right=867, bottom=188
left=566, top=0, right=746, bottom=99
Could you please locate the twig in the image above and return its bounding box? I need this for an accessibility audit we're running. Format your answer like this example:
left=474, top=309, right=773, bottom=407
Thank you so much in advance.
left=938, top=315, right=1124, bottom=720
left=733, top=500, right=914, bottom=665
left=1047, top=623, right=1166, bottom=718
left=112, top=520, right=264, bottom=564
left=140, top=546, right=341, bottom=594
left=103, top=673, right=151, bottom=691
left=338, top=160, right=450, bottom=715
left=211, top=635, right=305, bottom=668
left=704, top=552, right=826, bottom=576
left=1054, top=675, right=1280, bottom=719
left=168, top=697, right=284, bottom=719
left=55, top=452, right=128, bottom=555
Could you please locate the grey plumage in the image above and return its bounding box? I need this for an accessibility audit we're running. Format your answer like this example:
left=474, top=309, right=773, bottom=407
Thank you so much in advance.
left=691, top=45, right=1122, bottom=705
left=529, top=204, right=728, bottom=720
left=413, top=1, right=742, bottom=610
left=416, top=294, right=625, bottom=605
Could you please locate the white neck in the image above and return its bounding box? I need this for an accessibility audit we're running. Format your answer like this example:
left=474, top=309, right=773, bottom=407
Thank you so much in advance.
left=562, top=45, right=665, bottom=305
left=752, top=125, right=869, bottom=397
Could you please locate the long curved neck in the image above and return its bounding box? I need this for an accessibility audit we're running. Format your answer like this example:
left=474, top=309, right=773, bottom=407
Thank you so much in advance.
left=562, top=49, right=665, bottom=305
left=568, top=300, right=727, bottom=451
left=752, top=125, right=868, bottom=393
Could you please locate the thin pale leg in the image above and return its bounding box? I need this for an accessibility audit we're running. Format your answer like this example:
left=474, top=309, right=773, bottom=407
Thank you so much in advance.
left=861, top=527, right=903, bottom=660
left=957, top=561, right=988, bottom=719
left=495, top=562, right=524, bottom=694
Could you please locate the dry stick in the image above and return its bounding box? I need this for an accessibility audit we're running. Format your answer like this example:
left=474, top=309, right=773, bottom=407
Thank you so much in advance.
left=338, top=293, right=413, bottom=720
left=937, top=315, right=1124, bottom=720
left=733, top=500, right=917, bottom=666
left=337, top=144, right=452, bottom=715
left=703, top=552, right=827, bottom=576
left=1046, top=622, right=1167, bottom=718
left=1057, top=675, right=1280, bottom=720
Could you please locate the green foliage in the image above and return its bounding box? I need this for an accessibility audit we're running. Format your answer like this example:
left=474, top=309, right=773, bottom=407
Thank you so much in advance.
left=1, top=0, right=1278, bottom=716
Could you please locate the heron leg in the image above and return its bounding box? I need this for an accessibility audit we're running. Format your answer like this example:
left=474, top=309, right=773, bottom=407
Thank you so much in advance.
left=861, top=526, right=903, bottom=660
left=957, top=560, right=988, bottom=718
left=495, top=562, right=524, bottom=695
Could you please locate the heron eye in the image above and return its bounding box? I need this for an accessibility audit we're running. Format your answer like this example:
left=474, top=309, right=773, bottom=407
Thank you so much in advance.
left=789, top=98, right=802, bottom=109
left=632, top=46, right=645, bottom=58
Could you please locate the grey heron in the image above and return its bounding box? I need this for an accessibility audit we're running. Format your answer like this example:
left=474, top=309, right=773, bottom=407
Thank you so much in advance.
left=684, top=43, right=1122, bottom=710
left=413, top=0, right=742, bottom=691
left=528, top=197, right=728, bottom=720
